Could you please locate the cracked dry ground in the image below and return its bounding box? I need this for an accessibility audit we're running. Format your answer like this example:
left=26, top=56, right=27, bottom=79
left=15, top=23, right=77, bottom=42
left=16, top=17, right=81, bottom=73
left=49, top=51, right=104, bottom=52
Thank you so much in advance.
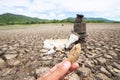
left=0, top=23, right=120, bottom=80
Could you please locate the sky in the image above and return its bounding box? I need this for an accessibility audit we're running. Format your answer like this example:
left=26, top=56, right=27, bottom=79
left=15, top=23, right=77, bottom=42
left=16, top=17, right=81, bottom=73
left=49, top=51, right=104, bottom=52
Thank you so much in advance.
left=0, top=0, right=120, bottom=21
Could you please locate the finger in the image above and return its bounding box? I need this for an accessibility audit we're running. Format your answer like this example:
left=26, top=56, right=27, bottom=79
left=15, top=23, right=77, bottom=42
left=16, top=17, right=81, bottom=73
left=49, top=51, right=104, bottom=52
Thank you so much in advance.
left=64, top=58, right=79, bottom=72
left=49, top=60, right=71, bottom=80
left=64, top=78, right=71, bottom=80
left=70, top=62, right=79, bottom=72
left=37, top=60, right=71, bottom=80
left=66, top=62, right=79, bottom=74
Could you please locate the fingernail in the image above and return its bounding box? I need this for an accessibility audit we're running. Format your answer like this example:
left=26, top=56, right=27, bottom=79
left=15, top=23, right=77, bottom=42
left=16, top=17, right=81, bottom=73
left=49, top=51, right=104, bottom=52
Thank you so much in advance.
left=62, top=60, right=71, bottom=68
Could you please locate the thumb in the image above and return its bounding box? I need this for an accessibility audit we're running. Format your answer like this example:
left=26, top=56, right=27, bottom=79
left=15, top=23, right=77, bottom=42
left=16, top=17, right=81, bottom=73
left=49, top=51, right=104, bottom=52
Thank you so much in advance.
left=49, top=60, right=71, bottom=80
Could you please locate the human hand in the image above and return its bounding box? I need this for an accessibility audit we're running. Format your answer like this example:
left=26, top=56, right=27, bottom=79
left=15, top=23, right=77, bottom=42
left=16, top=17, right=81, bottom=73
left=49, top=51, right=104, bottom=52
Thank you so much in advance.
left=37, top=59, right=79, bottom=80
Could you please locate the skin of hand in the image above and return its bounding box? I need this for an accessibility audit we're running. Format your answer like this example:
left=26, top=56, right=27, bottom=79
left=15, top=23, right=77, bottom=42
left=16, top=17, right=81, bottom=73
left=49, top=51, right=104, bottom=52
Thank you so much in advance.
left=37, top=59, right=79, bottom=80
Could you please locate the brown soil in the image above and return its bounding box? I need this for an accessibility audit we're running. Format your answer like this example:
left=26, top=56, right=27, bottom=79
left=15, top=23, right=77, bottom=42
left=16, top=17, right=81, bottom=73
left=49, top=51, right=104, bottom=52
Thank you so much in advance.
left=0, top=23, right=120, bottom=80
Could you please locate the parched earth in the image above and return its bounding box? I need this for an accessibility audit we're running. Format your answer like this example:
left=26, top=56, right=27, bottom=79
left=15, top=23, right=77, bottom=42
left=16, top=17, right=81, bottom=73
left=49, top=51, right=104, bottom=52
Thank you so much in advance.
left=0, top=23, right=120, bottom=80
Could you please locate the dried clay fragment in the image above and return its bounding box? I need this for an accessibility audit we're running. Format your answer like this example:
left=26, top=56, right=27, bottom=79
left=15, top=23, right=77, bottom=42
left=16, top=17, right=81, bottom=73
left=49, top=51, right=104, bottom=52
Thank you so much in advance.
left=67, top=43, right=81, bottom=63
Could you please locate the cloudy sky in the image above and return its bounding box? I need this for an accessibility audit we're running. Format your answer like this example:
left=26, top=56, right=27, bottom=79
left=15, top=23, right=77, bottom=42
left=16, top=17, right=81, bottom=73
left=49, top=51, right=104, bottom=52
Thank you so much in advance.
left=0, top=0, right=120, bottom=21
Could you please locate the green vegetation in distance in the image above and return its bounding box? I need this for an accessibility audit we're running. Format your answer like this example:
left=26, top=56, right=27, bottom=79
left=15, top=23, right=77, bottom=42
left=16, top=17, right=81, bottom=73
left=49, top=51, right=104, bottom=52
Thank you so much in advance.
left=0, top=13, right=119, bottom=25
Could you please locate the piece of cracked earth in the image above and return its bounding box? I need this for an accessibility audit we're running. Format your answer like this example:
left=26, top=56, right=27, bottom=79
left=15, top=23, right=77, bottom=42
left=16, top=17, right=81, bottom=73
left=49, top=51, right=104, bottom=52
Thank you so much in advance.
left=67, top=43, right=81, bottom=63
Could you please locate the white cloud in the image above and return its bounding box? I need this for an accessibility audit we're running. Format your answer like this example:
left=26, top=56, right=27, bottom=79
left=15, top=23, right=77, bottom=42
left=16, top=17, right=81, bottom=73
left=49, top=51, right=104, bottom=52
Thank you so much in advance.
left=28, top=0, right=56, bottom=12
left=0, top=0, right=29, bottom=7
left=0, top=0, right=120, bottom=20
left=37, top=14, right=48, bottom=19
left=49, top=12, right=56, bottom=18
left=58, top=14, right=66, bottom=20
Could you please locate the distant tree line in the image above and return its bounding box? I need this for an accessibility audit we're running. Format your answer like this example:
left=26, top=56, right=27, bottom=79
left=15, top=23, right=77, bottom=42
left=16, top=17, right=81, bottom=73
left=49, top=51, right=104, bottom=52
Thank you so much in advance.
left=0, top=13, right=119, bottom=25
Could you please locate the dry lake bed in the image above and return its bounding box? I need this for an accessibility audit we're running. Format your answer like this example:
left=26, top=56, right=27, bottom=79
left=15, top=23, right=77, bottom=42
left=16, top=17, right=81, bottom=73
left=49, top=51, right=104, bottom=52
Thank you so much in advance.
left=0, top=23, right=120, bottom=80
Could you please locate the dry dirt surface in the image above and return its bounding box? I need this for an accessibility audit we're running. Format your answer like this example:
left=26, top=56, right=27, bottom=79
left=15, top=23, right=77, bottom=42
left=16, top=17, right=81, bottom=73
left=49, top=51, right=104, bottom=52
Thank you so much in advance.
left=0, top=23, right=120, bottom=80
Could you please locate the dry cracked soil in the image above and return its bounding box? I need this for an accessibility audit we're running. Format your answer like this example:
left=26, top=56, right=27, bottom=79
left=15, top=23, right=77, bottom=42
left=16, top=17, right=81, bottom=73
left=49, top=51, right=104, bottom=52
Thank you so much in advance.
left=0, top=23, right=120, bottom=80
